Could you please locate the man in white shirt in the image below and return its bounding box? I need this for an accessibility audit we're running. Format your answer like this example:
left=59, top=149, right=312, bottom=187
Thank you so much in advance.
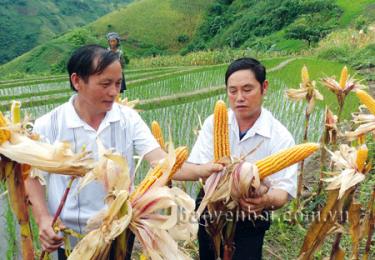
left=187, top=58, right=297, bottom=259
left=25, top=44, right=222, bottom=259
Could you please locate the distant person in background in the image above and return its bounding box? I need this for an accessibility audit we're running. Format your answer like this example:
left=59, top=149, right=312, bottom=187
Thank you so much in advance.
left=107, top=32, right=127, bottom=93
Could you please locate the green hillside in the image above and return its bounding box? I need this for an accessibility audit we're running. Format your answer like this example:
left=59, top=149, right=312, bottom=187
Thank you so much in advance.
left=184, top=0, right=375, bottom=53
left=0, top=0, right=214, bottom=76
left=88, top=0, right=214, bottom=55
left=0, top=0, right=132, bottom=65
left=1, top=0, right=374, bottom=77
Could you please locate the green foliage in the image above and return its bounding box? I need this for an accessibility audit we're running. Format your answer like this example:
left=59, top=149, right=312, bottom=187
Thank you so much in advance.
left=0, top=0, right=132, bottom=65
left=336, top=0, right=375, bottom=26
left=312, top=21, right=375, bottom=82
left=0, top=0, right=214, bottom=75
left=0, top=28, right=100, bottom=75
left=354, top=15, right=369, bottom=31
left=186, top=0, right=343, bottom=53
left=177, top=35, right=190, bottom=43
left=286, top=12, right=341, bottom=46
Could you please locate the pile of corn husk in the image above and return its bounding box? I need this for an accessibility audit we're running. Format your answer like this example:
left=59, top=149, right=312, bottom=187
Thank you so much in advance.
left=69, top=141, right=197, bottom=260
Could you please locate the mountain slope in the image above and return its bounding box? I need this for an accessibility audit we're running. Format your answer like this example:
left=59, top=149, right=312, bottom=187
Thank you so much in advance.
left=184, top=0, right=375, bottom=53
left=0, top=0, right=214, bottom=76
left=88, top=0, right=214, bottom=54
left=0, top=0, right=132, bottom=65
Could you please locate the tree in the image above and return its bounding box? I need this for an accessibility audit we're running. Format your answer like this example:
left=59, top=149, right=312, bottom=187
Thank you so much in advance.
left=286, top=15, right=336, bottom=46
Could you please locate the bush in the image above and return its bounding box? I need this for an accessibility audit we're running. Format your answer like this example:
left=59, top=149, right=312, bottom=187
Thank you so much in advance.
left=177, top=35, right=189, bottom=43
left=317, top=46, right=349, bottom=63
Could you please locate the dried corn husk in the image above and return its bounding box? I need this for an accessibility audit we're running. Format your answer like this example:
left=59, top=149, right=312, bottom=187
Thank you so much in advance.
left=0, top=132, right=93, bottom=176
left=299, top=144, right=371, bottom=259
left=323, top=144, right=370, bottom=198
left=71, top=140, right=197, bottom=260
left=285, top=65, right=323, bottom=114
left=116, top=96, right=140, bottom=109
left=345, top=112, right=375, bottom=141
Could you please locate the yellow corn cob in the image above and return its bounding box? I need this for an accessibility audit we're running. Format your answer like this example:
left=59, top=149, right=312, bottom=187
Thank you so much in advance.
left=0, top=111, right=11, bottom=144
left=256, top=143, right=319, bottom=179
left=339, top=66, right=348, bottom=89
left=301, top=65, right=309, bottom=85
left=214, top=100, right=230, bottom=161
left=356, top=145, right=368, bottom=173
left=356, top=89, right=375, bottom=115
left=115, top=94, right=121, bottom=103
left=130, top=146, right=189, bottom=200
left=11, top=100, right=21, bottom=124
left=151, top=121, right=165, bottom=150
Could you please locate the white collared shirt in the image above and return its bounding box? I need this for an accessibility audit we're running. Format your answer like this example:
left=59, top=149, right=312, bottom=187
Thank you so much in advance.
left=33, top=95, right=159, bottom=233
left=188, top=108, right=297, bottom=198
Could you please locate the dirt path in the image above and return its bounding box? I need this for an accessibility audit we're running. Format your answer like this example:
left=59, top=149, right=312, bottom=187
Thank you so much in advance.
left=268, top=57, right=297, bottom=72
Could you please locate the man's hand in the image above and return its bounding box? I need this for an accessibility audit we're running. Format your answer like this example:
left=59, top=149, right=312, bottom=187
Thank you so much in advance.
left=239, top=189, right=289, bottom=215
left=37, top=215, right=64, bottom=252
left=173, top=162, right=223, bottom=181
left=199, top=162, right=224, bottom=180
left=239, top=193, right=271, bottom=215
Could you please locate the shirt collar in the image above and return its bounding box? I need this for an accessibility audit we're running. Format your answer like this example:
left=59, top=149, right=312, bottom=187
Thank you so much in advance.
left=229, top=107, right=272, bottom=140
left=65, top=94, right=121, bottom=129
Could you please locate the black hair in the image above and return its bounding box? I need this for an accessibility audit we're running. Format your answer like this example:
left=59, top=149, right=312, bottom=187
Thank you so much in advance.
left=225, top=57, right=266, bottom=91
left=67, top=44, right=120, bottom=91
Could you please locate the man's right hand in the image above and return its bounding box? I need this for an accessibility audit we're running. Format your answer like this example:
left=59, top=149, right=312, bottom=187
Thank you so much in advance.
left=199, top=162, right=224, bottom=180
left=37, top=215, right=64, bottom=252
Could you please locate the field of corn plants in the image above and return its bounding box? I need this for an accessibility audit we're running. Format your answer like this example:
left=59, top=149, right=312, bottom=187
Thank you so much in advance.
left=0, top=56, right=374, bottom=259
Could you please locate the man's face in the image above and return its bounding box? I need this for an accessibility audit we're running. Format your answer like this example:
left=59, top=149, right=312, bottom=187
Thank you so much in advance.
left=74, top=61, right=122, bottom=114
left=227, top=69, right=268, bottom=122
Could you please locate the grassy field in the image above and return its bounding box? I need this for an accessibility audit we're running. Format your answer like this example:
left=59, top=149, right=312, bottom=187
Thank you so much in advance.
left=90, top=0, right=214, bottom=54
left=336, top=0, right=375, bottom=26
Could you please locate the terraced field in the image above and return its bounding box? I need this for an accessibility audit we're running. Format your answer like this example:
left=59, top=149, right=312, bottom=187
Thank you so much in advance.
left=0, top=56, right=363, bottom=258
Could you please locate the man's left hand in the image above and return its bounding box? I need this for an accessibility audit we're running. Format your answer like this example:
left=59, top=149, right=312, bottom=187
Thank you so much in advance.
left=239, top=193, right=271, bottom=215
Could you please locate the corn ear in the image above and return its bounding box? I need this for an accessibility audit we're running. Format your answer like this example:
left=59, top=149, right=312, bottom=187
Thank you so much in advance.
left=214, top=100, right=230, bottom=161
left=356, top=89, right=375, bottom=115
left=0, top=111, right=11, bottom=145
left=301, top=65, right=309, bottom=85
left=339, top=66, right=348, bottom=89
left=356, top=145, right=368, bottom=173
left=256, top=143, right=319, bottom=179
left=115, top=94, right=121, bottom=103
left=11, top=100, right=21, bottom=124
left=151, top=121, right=165, bottom=150
left=131, top=146, right=188, bottom=200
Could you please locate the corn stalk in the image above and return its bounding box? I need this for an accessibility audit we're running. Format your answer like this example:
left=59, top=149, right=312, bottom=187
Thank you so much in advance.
left=3, top=157, right=34, bottom=259
left=299, top=188, right=354, bottom=259
left=363, top=185, right=375, bottom=260
left=40, top=176, right=75, bottom=260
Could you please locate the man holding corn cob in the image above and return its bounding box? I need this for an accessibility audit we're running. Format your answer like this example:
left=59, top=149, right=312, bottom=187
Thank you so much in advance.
left=24, top=45, right=223, bottom=259
left=187, top=58, right=298, bottom=259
